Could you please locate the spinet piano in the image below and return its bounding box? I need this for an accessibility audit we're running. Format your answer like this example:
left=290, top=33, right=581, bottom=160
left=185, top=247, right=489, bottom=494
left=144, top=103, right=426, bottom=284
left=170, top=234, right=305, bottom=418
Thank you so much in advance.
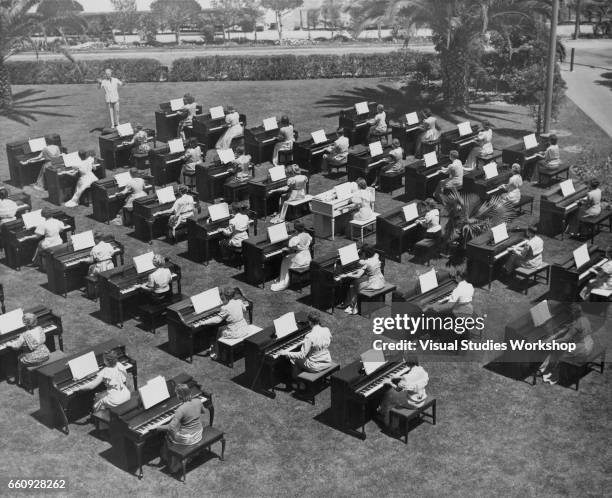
left=90, top=175, right=154, bottom=223
left=244, top=126, right=281, bottom=164
left=108, top=373, right=212, bottom=479
left=375, top=202, right=424, bottom=262
left=195, top=156, right=234, bottom=203
left=45, top=156, right=106, bottom=205
left=539, top=181, right=589, bottom=237
left=330, top=358, right=411, bottom=439
left=186, top=213, right=231, bottom=265
left=0, top=305, right=63, bottom=381
left=466, top=230, right=524, bottom=288
left=192, top=110, right=246, bottom=150
left=167, top=294, right=253, bottom=362
left=0, top=192, right=31, bottom=254
left=43, top=236, right=124, bottom=297
left=37, top=338, right=137, bottom=434
left=6, top=134, right=62, bottom=187
left=549, top=245, right=607, bottom=301
left=247, top=177, right=288, bottom=219
left=155, top=101, right=203, bottom=142
left=243, top=311, right=310, bottom=397
left=501, top=138, right=547, bottom=178
left=346, top=144, right=393, bottom=184
left=148, top=143, right=185, bottom=186
left=462, top=166, right=512, bottom=200
left=404, top=156, right=451, bottom=200
left=98, top=128, right=154, bottom=170
left=390, top=114, right=427, bottom=156
left=310, top=184, right=358, bottom=240
left=440, top=124, right=479, bottom=161
left=338, top=102, right=377, bottom=145
left=2, top=210, right=75, bottom=270
left=293, top=131, right=341, bottom=175
left=391, top=273, right=456, bottom=321
left=97, top=260, right=181, bottom=327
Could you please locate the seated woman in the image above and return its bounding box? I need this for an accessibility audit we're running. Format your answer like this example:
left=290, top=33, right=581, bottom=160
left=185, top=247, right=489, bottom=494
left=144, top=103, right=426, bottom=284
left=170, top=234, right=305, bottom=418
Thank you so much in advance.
left=579, top=246, right=612, bottom=300
left=114, top=168, right=147, bottom=225
left=502, top=225, right=543, bottom=274
left=351, top=177, right=375, bottom=222
left=87, top=232, right=115, bottom=277
left=415, top=115, right=441, bottom=158
left=531, top=134, right=561, bottom=182
left=219, top=203, right=250, bottom=261
left=64, top=150, right=98, bottom=208
left=367, top=104, right=388, bottom=143
left=280, top=311, right=333, bottom=381
left=177, top=93, right=197, bottom=140
left=141, top=254, right=173, bottom=301
left=321, top=128, right=349, bottom=174
left=500, top=163, right=523, bottom=205
left=0, top=188, right=18, bottom=224
left=273, top=164, right=308, bottom=223
left=271, top=221, right=312, bottom=292
left=181, top=138, right=203, bottom=187
left=463, top=120, right=493, bottom=170
left=567, top=179, right=602, bottom=237
left=7, top=313, right=50, bottom=369
left=372, top=138, right=404, bottom=188
left=74, top=350, right=130, bottom=420
left=158, top=383, right=207, bottom=474
left=199, top=287, right=251, bottom=360
left=430, top=270, right=474, bottom=317
left=342, top=244, right=386, bottom=315
left=32, top=208, right=66, bottom=267
left=29, top=144, right=61, bottom=190
left=378, top=358, right=429, bottom=430
left=161, top=185, right=196, bottom=242
left=229, top=145, right=252, bottom=180
left=433, top=150, right=466, bottom=201
left=216, top=106, right=243, bottom=149
left=128, top=124, right=151, bottom=155
left=415, top=198, right=441, bottom=237
left=272, top=116, right=295, bottom=166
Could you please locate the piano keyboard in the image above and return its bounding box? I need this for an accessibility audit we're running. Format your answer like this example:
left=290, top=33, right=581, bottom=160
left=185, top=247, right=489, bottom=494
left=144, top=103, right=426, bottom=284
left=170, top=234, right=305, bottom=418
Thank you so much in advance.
left=212, top=171, right=231, bottom=178
left=206, top=227, right=228, bottom=236
left=264, top=249, right=285, bottom=259
left=525, top=152, right=544, bottom=161
left=357, top=363, right=410, bottom=398
left=425, top=290, right=453, bottom=305
left=578, top=258, right=608, bottom=281
left=334, top=264, right=362, bottom=281
left=261, top=137, right=276, bottom=144
left=166, top=157, right=183, bottom=164
left=116, top=270, right=178, bottom=295
left=402, top=222, right=418, bottom=232
left=564, top=202, right=578, bottom=211
left=192, top=313, right=222, bottom=328
left=17, top=234, right=39, bottom=242
left=134, top=395, right=206, bottom=435
left=425, top=170, right=441, bottom=179
left=486, top=186, right=503, bottom=196
left=267, top=337, right=304, bottom=359
left=64, top=249, right=120, bottom=268
left=369, top=158, right=388, bottom=168
left=0, top=323, right=56, bottom=350
left=494, top=241, right=527, bottom=261
left=61, top=361, right=133, bottom=395
left=209, top=125, right=224, bottom=132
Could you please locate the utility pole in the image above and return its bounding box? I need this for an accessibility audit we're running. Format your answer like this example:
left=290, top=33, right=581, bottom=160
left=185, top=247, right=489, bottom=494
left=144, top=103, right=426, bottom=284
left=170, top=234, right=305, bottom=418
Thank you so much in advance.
left=544, top=0, right=559, bottom=133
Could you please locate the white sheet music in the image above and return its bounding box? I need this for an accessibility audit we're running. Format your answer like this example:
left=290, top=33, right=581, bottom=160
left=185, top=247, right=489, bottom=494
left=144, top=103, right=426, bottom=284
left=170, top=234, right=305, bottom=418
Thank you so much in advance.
left=560, top=179, right=575, bottom=197
left=67, top=351, right=98, bottom=381
left=369, top=141, right=383, bottom=157
left=573, top=244, right=590, bottom=269
left=530, top=300, right=552, bottom=327
left=0, top=308, right=24, bottom=335
left=139, top=375, right=170, bottom=410
left=263, top=117, right=278, bottom=131
left=334, top=182, right=354, bottom=201
left=116, top=123, right=134, bottom=137
left=22, top=209, right=44, bottom=229
left=419, top=269, right=438, bottom=294
left=209, top=105, right=225, bottom=119
left=208, top=202, right=229, bottom=222
left=355, top=101, right=369, bottom=115
left=217, top=148, right=235, bottom=164
left=457, top=121, right=472, bottom=137
left=268, top=165, right=286, bottom=182
left=311, top=129, right=327, bottom=144
left=268, top=222, right=289, bottom=244
left=523, top=133, right=538, bottom=150
left=273, top=312, right=298, bottom=338
left=133, top=252, right=155, bottom=274
left=170, top=98, right=184, bottom=111
left=114, top=172, right=132, bottom=188
left=168, top=138, right=184, bottom=154
left=361, top=349, right=386, bottom=375
left=423, top=151, right=438, bottom=167
left=483, top=162, right=498, bottom=179
left=191, top=287, right=222, bottom=315
left=156, top=186, right=176, bottom=204
left=403, top=203, right=419, bottom=222
left=62, top=151, right=81, bottom=167
left=338, top=243, right=359, bottom=266
left=28, top=137, right=47, bottom=152
left=405, top=112, right=419, bottom=126
left=71, top=230, right=95, bottom=251
left=491, top=223, right=509, bottom=244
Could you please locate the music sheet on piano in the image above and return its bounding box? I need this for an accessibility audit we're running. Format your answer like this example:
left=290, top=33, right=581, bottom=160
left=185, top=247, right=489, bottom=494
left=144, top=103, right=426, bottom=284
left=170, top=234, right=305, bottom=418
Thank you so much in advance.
left=168, top=138, right=185, bottom=154
left=334, top=182, right=354, bottom=201
left=560, top=179, right=575, bottom=197
left=114, top=172, right=131, bottom=188
left=28, top=137, right=47, bottom=152
left=339, top=243, right=359, bottom=267
left=573, top=244, right=590, bottom=269
left=530, top=300, right=552, bottom=327
left=71, top=230, right=95, bottom=251
left=368, top=141, right=383, bottom=157
left=361, top=349, right=386, bottom=375
left=67, top=351, right=98, bottom=380
left=209, top=106, right=225, bottom=119
left=156, top=186, right=176, bottom=204
left=134, top=252, right=155, bottom=273
left=22, top=209, right=44, bottom=229
left=191, top=287, right=222, bottom=315
left=355, top=102, right=369, bottom=115
left=405, top=112, right=419, bottom=126
left=208, top=202, right=230, bottom=222
left=457, top=121, right=472, bottom=137
left=218, top=148, right=235, bottom=164
left=424, top=151, right=438, bottom=167
left=139, top=375, right=170, bottom=410
left=63, top=151, right=81, bottom=167
left=523, top=133, right=538, bottom=150
left=483, top=162, right=498, bottom=179
left=170, top=98, right=184, bottom=111
left=268, top=165, right=286, bottom=182
left=419, top=269, right=438, bottom=294
left=0, top=308, right=24, bottom=335
left=267, top=223, right=289, bottom=244
left=273, top=312, right=298, bottom=338
left=403, top=203, right=419, bottom=222
left=311, top=129, right=327, bottom=144
left=263, top=117, right=278, bottom=131
left=116, top=123, right=134, bottom=137
left=491, top=223, right=509, bottom=244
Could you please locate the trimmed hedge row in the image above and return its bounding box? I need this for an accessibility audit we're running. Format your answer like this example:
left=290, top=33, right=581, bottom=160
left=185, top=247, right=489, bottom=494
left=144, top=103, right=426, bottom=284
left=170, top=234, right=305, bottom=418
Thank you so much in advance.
left=7, top=52, right=426, bottom=84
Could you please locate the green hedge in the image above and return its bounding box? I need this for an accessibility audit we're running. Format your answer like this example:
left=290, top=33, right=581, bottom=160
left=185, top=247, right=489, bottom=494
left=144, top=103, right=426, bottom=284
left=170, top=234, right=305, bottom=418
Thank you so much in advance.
left=7, top=52, right=425, bottom=84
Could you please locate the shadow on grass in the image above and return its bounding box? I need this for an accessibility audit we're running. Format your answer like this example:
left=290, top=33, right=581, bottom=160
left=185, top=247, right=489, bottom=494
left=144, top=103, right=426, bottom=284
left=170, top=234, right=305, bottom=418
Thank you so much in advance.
left=594, top=71, right=612, bottom=91
left=0, top=89, right=74, bottom=125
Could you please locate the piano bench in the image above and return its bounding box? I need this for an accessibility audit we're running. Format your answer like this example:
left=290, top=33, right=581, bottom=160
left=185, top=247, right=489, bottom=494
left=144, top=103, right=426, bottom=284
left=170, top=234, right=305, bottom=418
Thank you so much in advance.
left=137, top=293, right=185, bottom=334
left=122, top=208, right=134, bottom=228
left=513, top=263, right=550, bottom=294
left=288, top=266, right=311, bottom=293
left=285, top=195, right=313, bottom=221
left=389, top=398, right=437, bottom=444
left=579, top=209, right=612, bottom=244
left=217, top=324, right=263, bottom=368
left=92, top=409, right=111, bottom=437
left=476, top=150, right=502, bottom=167
left=230, top=135, right=244, bottom=150
left=413, top=237, right=441, bottom=265
left=512, top=195, right=534, bottom=216
left=349, top=214, right=379, bottom=243
left=85, top=275, right=99, bottom=300
left=559, top=346, right=606, bottom=390
left=537, top=164, right=570, bottom=187
left=19, top=350, right=66, bottom=394
left=167, top=426, right=226, bottom=483
left=182, top=171, right=196, bottom=188
left=295, top=363, right=340, bottom=405
left=358, top=283, right=397, bottom=318
left=379, top=170, right=403, bottom=195
left=132, top=152, right=149, bottom=171
left=277, top=149, right=294, bottom=166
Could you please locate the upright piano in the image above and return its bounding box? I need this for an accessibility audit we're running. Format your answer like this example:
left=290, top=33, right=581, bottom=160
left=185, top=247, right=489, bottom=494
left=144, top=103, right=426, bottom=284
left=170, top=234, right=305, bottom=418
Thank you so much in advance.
left=404, top=156, right=451, bottom=200
left=99, top=128, right=154, bottom=170
left=192, top=110, right=246, bottom=150
left=247, top=177, right=288, bottom=219
left=539, top=181, right=588, bottom=237
left=243, top=311, right=310, bottom=397
left=293, top=131, right=340, bottom=175
left=390, top=114, right=426, bottom=156
left=549, top=245, right=607, bottom=301
left=466, top=230, right=525, bottom=288
left=391, top=272, right=456, bottom=318
left=462, top=166, right=512, bottom=200
left=91, top=175, right=154, bottom=223
left=186, top=214, right=231, bottom=265
left=346, top=144, right=393, bottom=184
left=45, top=155, right=106, bottom=205
left=338, top=102, right=377, bottom=145
left=97, top=260, right=181, bottom=327
left=148, top=143, right=185, bottom=186
left=108, top=373, right=212, bottom=479
left=0, top=191, right=31, bottom=251
left=244, top=126, right=280, bottom=164
left=37, top=339, right=137, bottom=434
left=330, top=358, right=412, bottom=439
left=375, top=201, right=424, bottom=262
left=195, top=156, right=234, bottom=203
left=501, top=137, right=547, bottom=179
left=155, top=101, right=203, bottom=142
left=310, top=184, right=358, bottom=239
left=440, top=123, right=479, bottom=161
left=43, top=236, right=124, bottom=297
left=2, top=210, right=75, bottom=270
left=6, top=134, right=62, bottom=187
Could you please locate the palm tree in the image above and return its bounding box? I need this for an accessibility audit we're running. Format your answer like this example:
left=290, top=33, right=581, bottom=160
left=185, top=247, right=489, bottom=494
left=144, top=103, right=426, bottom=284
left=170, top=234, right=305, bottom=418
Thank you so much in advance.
left=349, top=0, right=552, bottom=111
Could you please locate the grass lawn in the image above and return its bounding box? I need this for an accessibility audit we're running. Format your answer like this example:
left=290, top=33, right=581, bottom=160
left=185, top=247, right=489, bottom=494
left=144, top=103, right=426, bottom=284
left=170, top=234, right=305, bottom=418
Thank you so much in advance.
left=0, top=78, right=610, bottom=497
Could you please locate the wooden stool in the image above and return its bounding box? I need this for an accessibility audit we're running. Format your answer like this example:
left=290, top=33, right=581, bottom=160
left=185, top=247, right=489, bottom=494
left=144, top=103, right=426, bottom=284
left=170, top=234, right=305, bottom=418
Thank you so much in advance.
left=389, top=398, right=437, bottom=444
left=137, top=293, right=185, bottom=334
left=514, top=263, right=550, bottom=294
left=579, top=209, right=612, bottom=244
left=166, top=426, right=226, bottom=483
left=349, top=214, right=378, bottom=243
left=277, top=149, right=294, bottom=166
left=132, top=152, right=149, bottom=171
left=92, top=409, right=111, bottom=437
left=183, top=171, right=196, bottom=188
left=358, top=283, right=397, bottom=318
left=476, top=149, right=502, bottom=168
left=19, top=350, right=66, bottom=394
left=216, top=324, right=262, bottom=367
left=295, top=363, right=340, bottom=405
left=379, top=170, right=403, bottom=195
left=284, top=195, right=312, bottom=221
left=537, top=164, right=570, bottom=187
left=413, top=237, right=441, bottom=265
left=288, top=266, right=310, bottom=293
left=512, top=195, right=534, bottom=216
left=559, top=346, right=606, bottom=390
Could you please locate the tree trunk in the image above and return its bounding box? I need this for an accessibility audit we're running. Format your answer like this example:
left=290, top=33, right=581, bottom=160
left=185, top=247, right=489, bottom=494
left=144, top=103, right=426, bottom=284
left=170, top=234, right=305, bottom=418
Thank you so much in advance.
left=440, top=48, right=470, bottom=111
left=0, top=59, right=13, bottom=109
left=277, top=11, right=283, bottom=41
left=175, top=28, right=180, bottom=44
left=377, top=22, right=382, bottom=41
left=574, top=0, right=581, bottom=39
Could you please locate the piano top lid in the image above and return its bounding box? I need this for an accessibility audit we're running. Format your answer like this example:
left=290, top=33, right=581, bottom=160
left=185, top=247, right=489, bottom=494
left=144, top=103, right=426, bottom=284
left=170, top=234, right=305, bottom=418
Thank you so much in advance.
left=467, top=230, right=523, bottom=249
left=244, top=311, right=308, bottom=348
left=504, top=300, right=569, bottom=334
left=556, top=244, right=602, bottom=269
left=540, top=180, right=588, bottom=201
left=332, top=357, right=403, bottom=386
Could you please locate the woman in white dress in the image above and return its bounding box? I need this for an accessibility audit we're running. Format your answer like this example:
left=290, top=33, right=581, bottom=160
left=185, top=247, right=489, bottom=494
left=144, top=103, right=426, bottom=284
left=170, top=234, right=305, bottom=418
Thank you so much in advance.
left=163, top=185, right=196, bottom=241
left=216, top=106, right=243, bottom=149
left=271, top=221, right=312, bottom=291
left=567, top=179, right=603, bottom=237
left=351, top=177, right=375, bottom=221
left=343, top=244, right=386, bottom=315
left=177, top=93, right=197, bottom=140
left=32, top=208, right=66, bottom=267
left=500, top=163, right=523, bottom=205
left=274, top=164, right=308, bottom=222
left=272, top=115, right=295, bottom=166
left=30, top=144, right=61, bottom=190
left=464, top=120, right=493, bottom=170
left=64, top=151, right=99, bottom=207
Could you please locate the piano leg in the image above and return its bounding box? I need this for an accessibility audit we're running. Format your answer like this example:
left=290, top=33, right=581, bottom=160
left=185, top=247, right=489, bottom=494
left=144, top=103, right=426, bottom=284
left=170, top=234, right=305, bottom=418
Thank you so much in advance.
left=55, top=397, right=70, bottom=435
left=189, top=332, right=194, bottom=364
left=135, top=440, right=145, bottom=479
left=118, top=301, right=124, bottom=328
left=488, top=262, right=494, bottom=290
left=147, top=220, right=154, bottom=245
left=207, top=402, right=214, bottom=427
left=359, top=403, right=367, bottom=440
left=131, top=368, right=138, bottom=390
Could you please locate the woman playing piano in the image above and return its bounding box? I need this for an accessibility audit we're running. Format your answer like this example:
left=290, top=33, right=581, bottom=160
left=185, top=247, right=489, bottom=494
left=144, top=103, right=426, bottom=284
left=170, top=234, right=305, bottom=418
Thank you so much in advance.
left=271, top=221, right=312, bottom=292
left=7, top=313, right=50, bottom=368
left=500, top=163, right=523, bottom=205
left=0, top=188, right=18, bottom=224
left=128, top=124, right=151, bottom=155
left=566, top=179, right=602, bottom=238
left=29, top=143, right=61, bottom=191
left=115, top=168, right=147, bottom=225
left=180, top=138, right=203, bottom=187
left=415, top=114, right=441, bottom=158
left=502, top=225, right=543, bottom=274
left=579, top=246, right=612, bottom=300
left=272, top=164, right=308, bottom=223
left=372, top=138, right=404, bottom=188
left=430, top=270, right=474, bottom=317
left=463, top=120, right=493, bottom=170
left=219, top=203, right=250, bottom=261
left=415, top=198, right=441, bottom=237
left=31, top=208, right=66, bottom=268
left=366, top=104, right=388, bottom=143
left=87, top=232, right=115, bottom=276
left=64, top=150, right=99, bottom=208
left=164, top=185, right=196, bottom=242
left=272, top=116, right=295, bottom=166
left=321, top=128, right=349, bottom=174
left=351, top=178, right=375, bottom=222
left=141, top=254, right=173, bottom=301
left=342, top=244, right=386, bottom=315
left=229, top=145, right=251, bottom=179
left=216, top=106, right=243, bottom=149
left=177, top=93, right=197, bottom=141
left=531, top=134, right=561, bottom=182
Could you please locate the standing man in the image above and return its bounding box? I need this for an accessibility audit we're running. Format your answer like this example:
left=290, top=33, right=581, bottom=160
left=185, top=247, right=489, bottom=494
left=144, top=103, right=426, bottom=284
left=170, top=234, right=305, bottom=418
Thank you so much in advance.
left=98, top=69, right=123, bottom=128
